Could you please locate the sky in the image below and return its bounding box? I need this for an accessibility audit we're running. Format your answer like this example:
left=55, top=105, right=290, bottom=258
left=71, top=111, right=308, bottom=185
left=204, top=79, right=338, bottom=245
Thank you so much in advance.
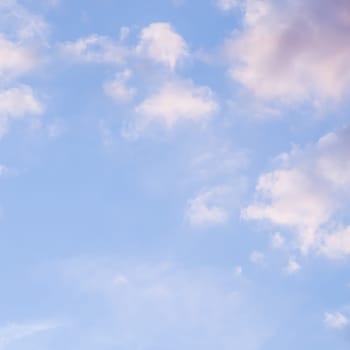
left=1, top=0, right=350, bottom=348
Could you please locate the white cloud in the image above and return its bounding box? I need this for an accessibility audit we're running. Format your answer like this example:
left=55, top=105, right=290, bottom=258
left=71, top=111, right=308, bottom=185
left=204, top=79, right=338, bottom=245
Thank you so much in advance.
left=324, top=312, right=349, bottom=330
left=104, top=69, right=136, bottom=102
left=285, top=258, right=301, bottom=274
left=226, top=0, right=350, bottom=102
left=133, top=79, right=218, bottom=134
left=216, top=0, right=240, bottom=12
left=60, top=35, right=126, bottom=64
left=0, top=85, right=43, bottom=138
left=243, top=126, right=350, bottom=255
left=0, top=35, right=38, bottom=79
left=321, top=227, right=350, bottom=259
left=136, top=22, right=188, bottom=70
left=186, top=186, right=232, bottom=227
left=0, top=321, right=57, bottom=349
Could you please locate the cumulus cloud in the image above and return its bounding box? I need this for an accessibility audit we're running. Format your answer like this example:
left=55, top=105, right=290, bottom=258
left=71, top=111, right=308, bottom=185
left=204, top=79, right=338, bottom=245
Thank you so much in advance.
left=226, top=0, right=350, bottom=102
left=242, top=126, right=350, bottom=255
left=127, top=79, right=217, bottom=136
left=104, top=69, right=137, bottom=102
left=324, top=312, right=349, bottom=330
left=0, top=86, right=43, bottom=137
left=0, top=0, right=47, bottom=80
left=136, top=22, right=188, bottom=70
left=60, top=35, right=126, bottom=64
left=0, top=35, right=38, bottom=79
left=186, top=186, right=232, bottom=227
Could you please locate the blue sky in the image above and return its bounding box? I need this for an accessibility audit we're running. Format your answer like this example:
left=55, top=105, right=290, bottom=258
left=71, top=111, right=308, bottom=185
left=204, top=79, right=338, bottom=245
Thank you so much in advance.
left=1, top=0, right=350, bottom=348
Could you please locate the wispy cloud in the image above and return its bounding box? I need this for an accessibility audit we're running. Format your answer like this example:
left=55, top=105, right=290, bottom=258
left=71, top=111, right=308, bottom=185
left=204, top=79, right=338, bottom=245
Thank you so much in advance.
left=0, top=321, right=58, bottom=349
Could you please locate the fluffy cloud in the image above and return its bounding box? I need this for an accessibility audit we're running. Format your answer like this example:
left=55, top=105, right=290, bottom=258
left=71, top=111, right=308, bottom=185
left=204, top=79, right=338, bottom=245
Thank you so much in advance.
left=0, top=35, right=38, bottom=79
left=0, top=86, right=43, bottom=137
left=136, top=22, right=188, bottom=70
left=134, top=79, right=217, bottom=130
left=104, top=70, right=136, bottom=102
left=186, top=186, right=232, bottom=226
left=60, top=22, right=188, bottom=71
left=59, top=35, right=126, bottom=64
left=324, top=312, right=349, bottom=330
left=227, top=0, right=350, bottom=102
left=243, top=126, right=350, bottom=255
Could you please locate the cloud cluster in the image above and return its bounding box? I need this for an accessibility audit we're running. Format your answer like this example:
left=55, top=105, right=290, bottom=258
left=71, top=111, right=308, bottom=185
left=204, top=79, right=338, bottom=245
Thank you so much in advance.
left=61, top=22, right=217, bottom=138
left=0, top=0, right=46, bottom=138
left=227, top=0, right=350, bottom=102
left=243, top=126, right=350, bottom=256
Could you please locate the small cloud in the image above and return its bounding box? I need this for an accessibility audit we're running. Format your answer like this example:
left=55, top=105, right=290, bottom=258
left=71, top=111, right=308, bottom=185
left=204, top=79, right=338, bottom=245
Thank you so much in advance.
left=186, top=186, right=232, bottom=227
left=104, top=70, right=137, bottom=103
left=285, top=258, right=301, bottom=274
left=127, top=79, right=218, bottom=138
left=324, top=312, right=349, bottom=330
left=136, top=22, right=188, bottom=70
left=59, top=35, right=126, bottom=64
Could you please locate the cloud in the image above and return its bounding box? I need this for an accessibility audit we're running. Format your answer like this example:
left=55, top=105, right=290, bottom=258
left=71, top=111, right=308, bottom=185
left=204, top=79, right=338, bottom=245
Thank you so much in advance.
left=242, top=126, right=350, bottom=255
left=216, top=0, right=240, bottom=12
left=0, top=85, right=43, bottom=138
left=133, top=79, right=218, bottom=133
left=0, top=321, right=57, bottom=349
left=0, top=0, right=49, bottom=43
left=59, top=35, right=126, bottom=64
left=0, top=35, right=38, bottom=79
left=136, top=22, right=188, bottom=70
left=321, top=227, right=350, bottom=259
left=324, top=312, right=349, bottom=330
left=285, top=258, right=301, bottom=274
left=226, top=0, right=350, bottom=102
left=104, top=69, right=137, bottom=102
left=186, top=186, right=232, bottom=227
left=56, top=258, right=272, bottom=350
